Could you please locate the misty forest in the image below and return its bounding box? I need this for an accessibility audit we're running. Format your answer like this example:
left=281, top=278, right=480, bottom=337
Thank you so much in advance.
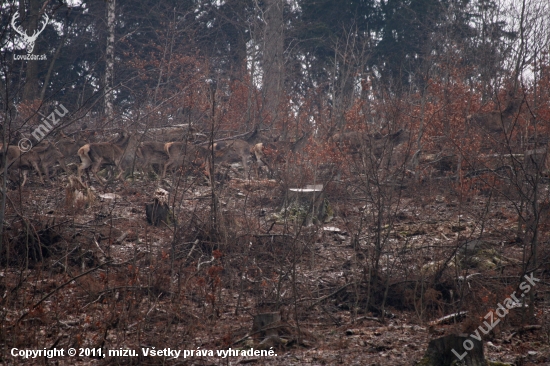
left=1, top=0, right=550, bottom=364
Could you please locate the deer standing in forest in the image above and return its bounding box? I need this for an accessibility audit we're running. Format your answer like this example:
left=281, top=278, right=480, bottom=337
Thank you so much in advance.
left=137, top=141, right=170, bottom=176
left=1, top=142, right=69, bottom=186
left=208, top=139, right=253, bottom=178
left=251, top=132, right=310, bottom=178
left=162, top=141, right=209, bottom=178
left=77, top=131, right=139, bottom=185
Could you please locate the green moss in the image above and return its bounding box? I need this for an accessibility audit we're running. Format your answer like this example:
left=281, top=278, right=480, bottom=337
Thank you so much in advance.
left=416, top=356, right=431, bottom=366
left=487, top=361, right=513, bottom=366
left=323, top=198, right=334, bottom=223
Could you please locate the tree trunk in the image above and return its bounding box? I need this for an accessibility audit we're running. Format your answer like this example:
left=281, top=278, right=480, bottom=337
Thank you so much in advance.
left=420, top=334, right=486, bottom=366
left=40, top=22, right=68, bottom=101
left=21, top=0, right=42, bottom=101
left=104, top=0, right=116, bottom=118
left=282, top=185, right=330, bottom=226
left=262, top=0, right=284, bottom=133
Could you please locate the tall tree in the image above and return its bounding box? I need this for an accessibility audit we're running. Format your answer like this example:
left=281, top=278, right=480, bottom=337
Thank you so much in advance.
left=262, top=0, right=285, bottom=131
left=18, top=0, right=46, bottom=101
left=104, top=0, right=116, bottom=118
left=291, top=0, right=381, bottom=128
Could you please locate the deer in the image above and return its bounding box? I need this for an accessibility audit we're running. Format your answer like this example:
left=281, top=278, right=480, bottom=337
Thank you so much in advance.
left=331, top=128, right=409, bottom=157
left=137, top=141, right=169, bottom=176
left=466, top=91, right=522, bottom=135
left=208, top=139, right=254, bottom=178
left=162, top=141, right=208, bottom=178
left=55, top=133, right=89, bottom=170
left=0, top=145, right=34, bottom=186
left=251, top=132, right=310, bottom=178
left=56, top=133, right=88, bottom=157
left=1, top=142, right=68, bottom=186
left=524, top=146, right=550, bottom=177
left=77, top=131, right=139, bottom=185
left=33, top=141, right=70, bottom=182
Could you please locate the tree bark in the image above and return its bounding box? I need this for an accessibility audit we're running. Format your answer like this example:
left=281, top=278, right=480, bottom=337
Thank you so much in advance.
left=262, top=0, right=284, bottom=133
left=420, top=334, right=486, bottom=366
left=104, top=0, right=116, bottom=118
left=21, top=0, right=43, bottom=101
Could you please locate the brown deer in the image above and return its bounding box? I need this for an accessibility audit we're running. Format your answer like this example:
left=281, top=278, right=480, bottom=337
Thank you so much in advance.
left=0, top=145, right=34, bottom=186
left=209, top=139, right=253, bottom=177
left=33, top=141, right=70, bottom=182
left=55, top=133, right=89, bottom=170
left=466, top=92, right=523, bottom=137
left=137, top=141, right=169, bottom=175
left=77, top=131, right=139, bottom=185
left=162, top=141, right=208, bottom=178
left=331, top=129, right=409, bottom=157
left=56, top=133, right=88, bottom=158
left=1, top=142, right=69, bottom=186
left=251, top=132, right=310, bottom=177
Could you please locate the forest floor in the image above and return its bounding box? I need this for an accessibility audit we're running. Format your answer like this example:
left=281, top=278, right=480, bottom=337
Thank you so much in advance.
left=1, top=169, right=549, bottom=365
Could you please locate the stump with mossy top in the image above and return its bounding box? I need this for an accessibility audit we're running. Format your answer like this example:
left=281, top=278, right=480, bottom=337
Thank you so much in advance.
left=275, top=184, right=333, bottom=226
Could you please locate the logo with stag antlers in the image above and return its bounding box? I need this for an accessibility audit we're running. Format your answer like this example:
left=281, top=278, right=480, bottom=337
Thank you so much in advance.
left=11, top=11, right=49, bottom=54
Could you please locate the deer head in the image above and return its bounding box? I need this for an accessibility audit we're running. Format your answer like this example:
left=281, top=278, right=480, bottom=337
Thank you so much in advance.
left=11, top=11, right=49, bottom=54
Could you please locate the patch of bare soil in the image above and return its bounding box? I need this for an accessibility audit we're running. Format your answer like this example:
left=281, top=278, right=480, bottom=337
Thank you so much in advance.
left=0, top=173, right=549, bottom=365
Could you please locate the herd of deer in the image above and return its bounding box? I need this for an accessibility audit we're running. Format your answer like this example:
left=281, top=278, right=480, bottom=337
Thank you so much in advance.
left=0, top=128, right=317, bottom=187
left=0, top=124, right=416, bottom=188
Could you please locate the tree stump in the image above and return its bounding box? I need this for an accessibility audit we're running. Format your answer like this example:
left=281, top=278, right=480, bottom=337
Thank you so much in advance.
left=280, top=184, right=332, bottom=226
left=145, top=199, right=172, bottom=226
left=251, top=312, right=281, bottom=341
left=145, top=188, right=173, bottom=226
left=419, top=334, right=485, bottom=366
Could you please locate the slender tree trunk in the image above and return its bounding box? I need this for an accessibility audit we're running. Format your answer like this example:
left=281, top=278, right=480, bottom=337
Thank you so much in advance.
left=104, top=0, right=116, bottom=118
left=21, top=0, right=42, bottom=101
left=262, top=0, right=284, bottom=134
left=40, top=21, right=68, bottom=101
left=0, top=88, right=11, bottom=259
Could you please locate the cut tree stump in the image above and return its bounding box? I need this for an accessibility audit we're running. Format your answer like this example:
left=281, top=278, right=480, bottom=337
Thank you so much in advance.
left=145, top=199, right=172, bottom=226
left=280, top=184, right=332, bottom=226
left=251, top=312, right=281, bottom=341
left=419, top=334, right=485, bottom=366
left=145, top=188, right=173, bottom=226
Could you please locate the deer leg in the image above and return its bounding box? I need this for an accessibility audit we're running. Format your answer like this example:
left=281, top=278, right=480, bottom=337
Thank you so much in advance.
left=91, top=158, right=106, bottom=185
left=40, top=162, right=51, bottom=183
left=57, top=157, right=70, bottom=177
left=77, top=154, right=92, bottom=182
left=162, top=159, right=173, bottom=178
left=242, top=155, right=249, bottom=179
left=31, top=161, right=45, bottom=184
left=20, top=170, right=28, bottom=187
left=115, top=162, right=126, bottom=181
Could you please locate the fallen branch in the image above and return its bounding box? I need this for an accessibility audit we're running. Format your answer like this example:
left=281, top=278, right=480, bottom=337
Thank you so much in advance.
left=307, top=282, right=357, bottom=309
left=428, top=311, right=468, bottom=326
